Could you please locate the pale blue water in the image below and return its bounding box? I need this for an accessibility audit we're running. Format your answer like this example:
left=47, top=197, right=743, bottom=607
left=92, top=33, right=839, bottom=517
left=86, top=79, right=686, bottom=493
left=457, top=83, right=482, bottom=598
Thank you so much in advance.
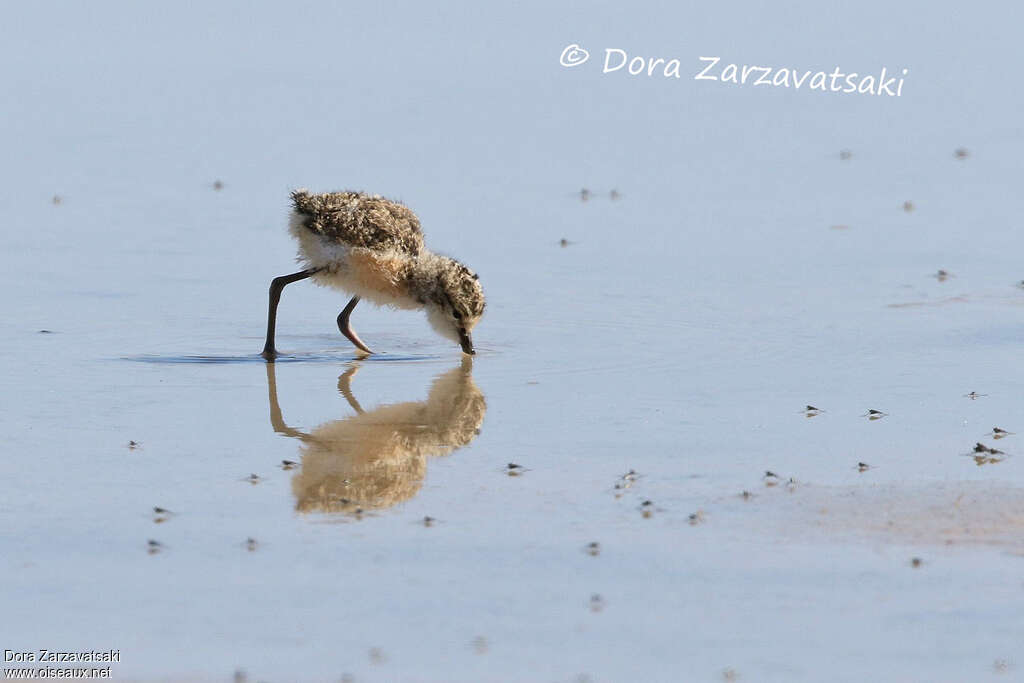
left=2, top=1, right=1024, bottom=681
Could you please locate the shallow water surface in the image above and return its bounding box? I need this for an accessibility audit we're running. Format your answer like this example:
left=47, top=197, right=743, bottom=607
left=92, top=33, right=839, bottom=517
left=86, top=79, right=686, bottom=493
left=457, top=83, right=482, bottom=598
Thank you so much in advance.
left=3, top=1, right=1024, bottom=682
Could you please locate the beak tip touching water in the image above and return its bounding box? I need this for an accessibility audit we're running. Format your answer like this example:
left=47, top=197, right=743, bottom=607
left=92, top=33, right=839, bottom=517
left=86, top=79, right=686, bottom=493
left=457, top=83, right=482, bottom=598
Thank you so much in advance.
left=459, top=330, right=475, bottom=355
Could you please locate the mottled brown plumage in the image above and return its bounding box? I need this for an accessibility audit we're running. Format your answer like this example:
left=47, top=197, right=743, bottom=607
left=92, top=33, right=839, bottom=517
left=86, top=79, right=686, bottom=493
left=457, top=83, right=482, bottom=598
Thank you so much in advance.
left=290, top=190, right=424, bottom=257
left=262, top=190, right=485, bottom=358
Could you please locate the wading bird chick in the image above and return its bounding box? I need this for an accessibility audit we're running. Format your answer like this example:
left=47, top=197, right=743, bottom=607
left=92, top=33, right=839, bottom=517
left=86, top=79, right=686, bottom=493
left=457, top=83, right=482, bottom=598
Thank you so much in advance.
left=262, top=190, right=485, bottom=358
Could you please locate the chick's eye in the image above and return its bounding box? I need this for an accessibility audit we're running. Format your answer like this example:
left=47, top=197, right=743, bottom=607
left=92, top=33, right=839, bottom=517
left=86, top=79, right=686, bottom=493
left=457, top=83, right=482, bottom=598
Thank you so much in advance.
left=452, top=310, right=462, bottom=319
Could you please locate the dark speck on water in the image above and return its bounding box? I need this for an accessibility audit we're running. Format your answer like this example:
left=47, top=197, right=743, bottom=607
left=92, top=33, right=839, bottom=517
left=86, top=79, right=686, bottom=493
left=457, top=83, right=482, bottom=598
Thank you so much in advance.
left=212, top=180, right=224, bottom=191
left=839, top=149, right=852, bottom=160
left=280, top=460, right=298, bottom=470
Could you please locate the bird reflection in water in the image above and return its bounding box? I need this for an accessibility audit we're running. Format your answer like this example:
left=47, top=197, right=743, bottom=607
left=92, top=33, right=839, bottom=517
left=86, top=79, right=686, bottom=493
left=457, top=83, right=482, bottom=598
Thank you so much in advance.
left=265, top=358, right=486, bottom=514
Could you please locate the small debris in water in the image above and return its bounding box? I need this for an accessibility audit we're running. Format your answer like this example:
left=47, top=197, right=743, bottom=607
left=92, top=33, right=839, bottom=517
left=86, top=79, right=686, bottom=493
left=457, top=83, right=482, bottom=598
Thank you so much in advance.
left=245, top=537, right=258, bottom=552
left=1016, top=280, right=1024, bottom=290
left=584, top=541, right=601, bottom=556
left=992, top=427, right=1014, bottom=439
left=857, top=462, right=871, bottom=472
left=147, top=539, right=163, bottom=555
left=609, top=189, right=621, bottom=200
left=52, top=195, right=63, bottom=205
left=233, top=669, right=247, bottom=683
left=614, top=469, right=639, bottom=490
left=579, top=188, right=591, bottom=201
left=280, top=460, right=298, bottom=470
left=864, top=409, right=887, bottom=421
left=953, top=147, right=969, bottom=160
left=970, top=442, right=1006, bottom=466
left=910, top=557, right=923, bottom=568
left=559, top=238, right=571, bottom=247
left=902, top=200, right=914, bottom=212
left=963, top=391, right=986, bottom=400
left=829, top=224, right=850, bottom=231
left=589, top=593, right=605, bottom=613
left=839, top=149, right=852, bottom=160
left=471, top=636, right=489, bottom=655
left=368, top=647, right=387, bottom=664
left=613, top=471, right=639, bottom=497
left=740, top=490, right=753, bottom=500
left=38, top=329, right=55, bottom=334
left=992, top=659, right=1010, bottom=674
left=245, top=473, right=262, bottom=484
left=212, top=180, right=224, bottom=191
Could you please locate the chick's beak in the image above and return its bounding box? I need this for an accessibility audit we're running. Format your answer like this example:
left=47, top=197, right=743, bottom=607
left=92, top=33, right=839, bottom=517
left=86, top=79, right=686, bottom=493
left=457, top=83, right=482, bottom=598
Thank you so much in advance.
left=458, top=329, right=475, bottom=355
